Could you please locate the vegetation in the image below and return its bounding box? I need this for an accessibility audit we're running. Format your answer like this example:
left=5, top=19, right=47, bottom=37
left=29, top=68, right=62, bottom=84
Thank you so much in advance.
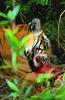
left=0, top=0, right=65, bottom=100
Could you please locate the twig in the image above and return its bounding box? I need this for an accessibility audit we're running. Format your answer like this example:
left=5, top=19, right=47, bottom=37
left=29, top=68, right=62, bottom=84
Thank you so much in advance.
left=58, top=10, right=65, bottom=50
left=19, top=12, right=28, bottom=23
left=12, top=0, right=16, bottom=29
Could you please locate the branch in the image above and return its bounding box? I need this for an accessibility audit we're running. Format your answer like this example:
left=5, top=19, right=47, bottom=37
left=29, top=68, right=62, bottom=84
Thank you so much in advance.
left=58, top=10, right=65, bottom=51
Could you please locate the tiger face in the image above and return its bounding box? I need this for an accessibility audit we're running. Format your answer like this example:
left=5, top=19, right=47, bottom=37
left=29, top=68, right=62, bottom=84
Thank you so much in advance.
left=28, top=18, right=53, bottom=58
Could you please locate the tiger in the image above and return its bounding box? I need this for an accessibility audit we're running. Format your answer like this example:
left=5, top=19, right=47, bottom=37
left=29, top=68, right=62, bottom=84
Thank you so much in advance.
left=0, top=24, right=32, bottom=79
left=0, top=22, right=53, bottom=83
left=24, top=18, right=53, bottom=71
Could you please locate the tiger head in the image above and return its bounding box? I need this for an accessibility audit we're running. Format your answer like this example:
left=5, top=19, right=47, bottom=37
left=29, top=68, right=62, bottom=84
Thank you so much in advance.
left=28, top=18, right=41, bottom=34
left=28, top=18, right=53, bottom=60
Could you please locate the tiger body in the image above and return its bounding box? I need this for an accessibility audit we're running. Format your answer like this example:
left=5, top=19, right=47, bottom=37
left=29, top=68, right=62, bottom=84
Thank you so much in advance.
left=0, top=24, right=53, bottom=83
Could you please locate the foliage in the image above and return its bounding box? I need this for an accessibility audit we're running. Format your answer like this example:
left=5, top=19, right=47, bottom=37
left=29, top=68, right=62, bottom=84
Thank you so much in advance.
left=4, top=0, right=49, bottom=11
left=6, top=79, right=19, bottom=92
left=0, top=4, right=34, bottom=70
left=34, top=0, right=49, bottom=5
left=2, top=27, right=32, bottom=70
left=5, top=73, right=65, bottom=100
left=36, top=73, right=54, bottom=87
left=20, top=0, right=49, bottom=13
left=5, top=73, right=54, bottom=99
left=6, top=80, right=32, bottom=100
left=29, top=85, right=65, bottom=100
left=4, top=27, right=33, bottom=69
left=0, top=4, right=20, bottom=26
left=42, top=18, right=65, bottom=64
left=4, top=73, right=54, bottom=99
left=28, top=73, right=65, bottom=100
left=0, top=0, right=65, bottom=100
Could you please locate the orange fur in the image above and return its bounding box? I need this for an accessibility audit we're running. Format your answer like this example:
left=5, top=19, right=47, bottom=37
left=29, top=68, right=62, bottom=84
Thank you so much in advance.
left=0, top=24, right=53, bottom=83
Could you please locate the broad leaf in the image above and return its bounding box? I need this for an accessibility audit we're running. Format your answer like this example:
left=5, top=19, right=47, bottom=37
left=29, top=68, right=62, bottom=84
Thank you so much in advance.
left=57, top=85, right=65, bottom=94
left=56, top=93, right=65, bottom=100
left=7, top=10, right=13, bottom=20
left=0, top=21, right=9, bottom=26
left=29, top=95, right=39, bottom=100
left=24, top=85, right=32, bottom=98
left=6, top=79, right=19, bottom=92
left=5, top=28, right=20, bottom=52
left=13, top=79, right=19, bottom=85
left=12, top=51, right=17, bottom=69
left=9, top=92, right=19, bottom=98
left=7, top=5, right=20, bottom=21
left=0, top=12, right=8, bottom=19
left=45, top=0, right=48, bottom=4
left=37, top=73, right=54, bottom=83
left=20, top=81, right=26, bottom=93
left=12, top=5, right=20, bottom=20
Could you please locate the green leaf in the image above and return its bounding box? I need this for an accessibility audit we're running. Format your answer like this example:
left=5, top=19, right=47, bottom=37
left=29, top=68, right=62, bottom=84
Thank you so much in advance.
left=20, top=34, right=32, bottom=49
left=0, top=12, right=8, bottom=19
left=9, top=92, right=19, bottom=98
left=12, top=51, right=17, bottom=69
left=7, top=5, right=20, bottom=21
left=36, top=73, right=54, bottom=83
left=62, top=73, right=65, bottom=81
left=60, top=2, right=65, bottom=5
left=20, top=81, right=26, bottom=94
left=0, top=65, right=12, bottom=69
left=13, top=79, right=19, bottom=85
left=39, top=88, right=55, bottom=100
left=0, top=60, right=20, bottom=69
left=13, top=27, right=19, bottom=35
left=24, top=85, right=32, bottom=98
left=58, top=85, right=65, bottom=94
left=0, top=59, right=12, bottom=69
left=0, top=63, right=12, bottom=69
left=5, top=28, right=20, bottom=52
left=29, top=95, right=39, bottom=100
left=7, top=10, right=13, bottom=20
left=0, top=21, right=9, bottom=26
left=56, top=93, right=65, bottom=100
left=35, top=0, right=49, bottom=5
left=12, top=5, right=20, bottom=20
left=19, top=34, right=33, bottom=54
left=44, top=0, right=48, bottom=4
left=6, top=79, right=19, bottom=92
